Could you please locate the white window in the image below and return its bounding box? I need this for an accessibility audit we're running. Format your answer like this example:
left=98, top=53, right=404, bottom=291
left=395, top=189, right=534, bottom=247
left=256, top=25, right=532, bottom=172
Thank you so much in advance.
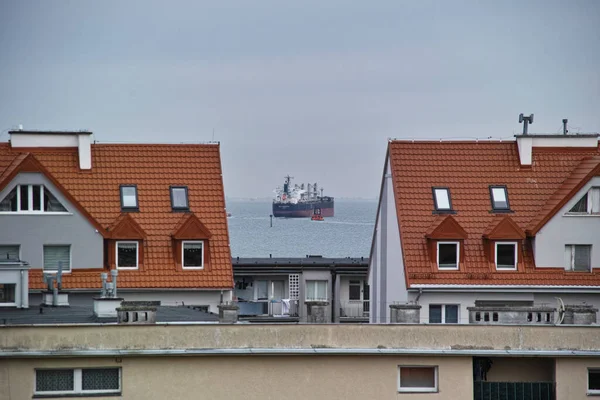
left=565, top=245, right=592, bottom=272
left=490, top=186, right=510, bottom=211
left=35, top=368, right=120, bottom=396
left=429, top=304, right=459, bottom=324
left=182, top=241, right=204, bottom=269
left=0, top=184, right=67, bottom=213
left=170, top=186, right=189, bottom=210
left=398, top=366, right=438, bottom=393
left=0, top=245, right=19, bottom=261
left=568, top=188, right=600, bottom=214
left=116, top=241, right=138, bottom=269
left=120, top=185, right=138, bottom=210
left=589, top=369, right=600, bottom=395
left=43, top=245, right=71, bottom=272
left=0, top=284, right=16, bottom=304
left=432, top=187, right=452, bottom=211
left=306, top=280, right=327, bottom=301
left=437, top=242, right=459, bottom=270
left=495, top=242, right=517, bottom=270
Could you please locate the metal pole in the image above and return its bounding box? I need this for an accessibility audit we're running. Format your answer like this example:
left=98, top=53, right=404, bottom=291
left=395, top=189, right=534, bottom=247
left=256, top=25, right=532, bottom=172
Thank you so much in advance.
left=270, top=214, right=273, bottom=227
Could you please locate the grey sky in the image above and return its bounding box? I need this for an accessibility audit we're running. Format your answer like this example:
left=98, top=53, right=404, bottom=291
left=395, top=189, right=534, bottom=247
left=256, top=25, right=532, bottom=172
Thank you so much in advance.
left=0, top=1, right=599, bottom=198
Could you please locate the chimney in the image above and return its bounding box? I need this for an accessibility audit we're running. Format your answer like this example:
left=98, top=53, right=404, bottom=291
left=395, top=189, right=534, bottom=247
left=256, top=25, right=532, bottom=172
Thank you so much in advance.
left=9, top=130, right=93, bottom=170
left=562, top=119, right=568, bottom=135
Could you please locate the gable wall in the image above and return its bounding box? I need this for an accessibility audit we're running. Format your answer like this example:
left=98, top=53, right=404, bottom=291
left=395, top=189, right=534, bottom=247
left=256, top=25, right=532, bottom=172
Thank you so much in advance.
left=0, top=173, right=103, bottom=270
left=534, top=176, right=600, bottom=269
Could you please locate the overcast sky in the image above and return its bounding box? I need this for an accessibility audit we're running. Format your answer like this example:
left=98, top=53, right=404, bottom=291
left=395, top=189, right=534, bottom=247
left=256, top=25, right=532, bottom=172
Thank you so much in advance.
left=0, top=1, right=599, bottom=198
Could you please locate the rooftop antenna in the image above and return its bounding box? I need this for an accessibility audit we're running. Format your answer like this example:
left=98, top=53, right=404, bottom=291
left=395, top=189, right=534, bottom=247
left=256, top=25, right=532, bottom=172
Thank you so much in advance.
left=562, top=119, right=568, bottom=135
left=212, top=128, right=215, bottom=141
left=518, top=113, right=534, bottom=135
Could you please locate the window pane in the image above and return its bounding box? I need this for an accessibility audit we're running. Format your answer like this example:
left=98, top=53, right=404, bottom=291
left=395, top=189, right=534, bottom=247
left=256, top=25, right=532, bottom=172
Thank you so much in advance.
left=0, top=284, right=16, bottom=303
left=590, top=370, right=600, bottom=391
left=271, top=280, right=284, bottom=299
left=445, top=305, right=459, bottom=323
left=438, top=243, right=458, bottom=268
left=43, top=245, right=70, bottom=272
left=306, top=280, right=327, bottom=301
left=256, top=280, right=268, bottom=300
left=491, top=187, right=508, bottom=209
left=570, top=193, right=588, bottom=213
left=349, top=281, right=361, bottom=300
left=316, top=281, right=327, bottom=300
left=400, top=367, right=436, bottom=388
left=36, top=369, right=74, bottom=392
left=171, top=187, right=188, bottom=209
left=0, top=187, right=18, bottom=211
left=32, top=185, right=42, bottom=210
left=44, top=188, right=67, bottom=212
left=574, top=245, right=591, bottom=271
left=20, top=185, right=29, bottom=211
left=429, top=305, right=442, bottom=323
left=121, top=186, right=137, bottom=208
left=434, top=189, right=450, bottom=209
left=117, top=242, right=137, bottom=268
left=82, top=368, right=120, bottom=391
left=0, top=245, right=19, bottom=261
left=496, top=244, right=516, bottom=268
left=183, top=242, right=203, bottom=267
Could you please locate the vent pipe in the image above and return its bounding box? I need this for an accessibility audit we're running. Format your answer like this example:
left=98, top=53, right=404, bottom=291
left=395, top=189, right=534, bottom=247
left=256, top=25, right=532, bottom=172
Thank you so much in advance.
left=519, top=113, right=534, bottom=135
left=562, top=119, right=568, bottom=135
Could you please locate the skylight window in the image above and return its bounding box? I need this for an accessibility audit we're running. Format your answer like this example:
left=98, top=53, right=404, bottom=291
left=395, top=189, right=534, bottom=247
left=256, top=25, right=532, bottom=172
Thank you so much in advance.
left=432, top=187, right=452, bottom=212
left=490, top=186, right=510, bottom=211
left=170, top=186, right=189, bottom=211
left=120, top=185, right=138, bottom=211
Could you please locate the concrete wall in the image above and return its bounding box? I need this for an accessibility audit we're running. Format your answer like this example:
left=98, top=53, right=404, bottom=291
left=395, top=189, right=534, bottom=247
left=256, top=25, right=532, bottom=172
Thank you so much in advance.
left=370, top=157, right=407, bottom=323
left=535, top=176, right=600, bottom=269
left=555, top=358, right=600, bottom=399
left=485, top=358, right=554, bottom=382
left=0, top=356, right=473, bottom=400
left=0, top=173, right=103, bottom=270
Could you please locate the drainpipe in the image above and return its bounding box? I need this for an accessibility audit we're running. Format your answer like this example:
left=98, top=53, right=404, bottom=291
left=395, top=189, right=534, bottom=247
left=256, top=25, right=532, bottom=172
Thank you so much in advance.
left=415, top=288, right=424, bottom=304
left=111, top=269, right=118, bottom=298
left=331, top=266, right=336, bottom=323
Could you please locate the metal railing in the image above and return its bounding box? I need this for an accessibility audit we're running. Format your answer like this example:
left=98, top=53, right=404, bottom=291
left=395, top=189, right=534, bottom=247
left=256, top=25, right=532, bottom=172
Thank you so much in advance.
left=339, top=300, right=370, bottom=318
left=474, top=381, right=555, bottom=400
left=236, top=300, right=299, bottom=317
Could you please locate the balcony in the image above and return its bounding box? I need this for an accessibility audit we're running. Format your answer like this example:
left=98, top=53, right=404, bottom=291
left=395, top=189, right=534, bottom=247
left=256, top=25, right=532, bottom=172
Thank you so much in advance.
left=236, top=300, right=299, bottom=322
left=339, top=300, right=369, bottom=322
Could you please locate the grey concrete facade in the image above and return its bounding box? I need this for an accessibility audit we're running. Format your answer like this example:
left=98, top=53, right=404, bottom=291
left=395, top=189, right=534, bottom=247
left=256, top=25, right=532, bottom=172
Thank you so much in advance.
left=0, top=173, right=103, bottom=271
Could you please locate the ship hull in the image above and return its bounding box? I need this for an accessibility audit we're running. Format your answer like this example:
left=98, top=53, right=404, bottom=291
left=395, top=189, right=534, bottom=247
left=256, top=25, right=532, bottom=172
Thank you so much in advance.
left=272, top=198, right=334, bottom=218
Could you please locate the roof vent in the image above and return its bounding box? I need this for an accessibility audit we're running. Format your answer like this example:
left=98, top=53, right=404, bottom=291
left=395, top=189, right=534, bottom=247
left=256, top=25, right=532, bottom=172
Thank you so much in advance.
left=519, top=113, right=534, bottom=135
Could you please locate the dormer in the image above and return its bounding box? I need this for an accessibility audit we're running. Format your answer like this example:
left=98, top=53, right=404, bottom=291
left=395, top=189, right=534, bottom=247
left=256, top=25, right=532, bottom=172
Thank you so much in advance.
left=483, top=216, right=525, bottom=271
left=171, top=213, right=212, bottom=270
left=106, top=214, right=147, bottom=270
left=425, top=216, right=468, bottom=271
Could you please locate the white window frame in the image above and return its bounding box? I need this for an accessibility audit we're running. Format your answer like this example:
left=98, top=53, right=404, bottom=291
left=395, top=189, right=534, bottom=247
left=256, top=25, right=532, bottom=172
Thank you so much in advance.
left=490, top=185, right=510, bottom=211
left=305, top=280, right=328, bottom=301
left=432, top=187, right=452, bottom=211
left=116, top=241, right=139, bottom=270
left=0, top=184, right=70, bottom=215
left=437, top=241, right=460, bottom=270
left=182, top=240, right=204, bottom=270
left=495, top=242, right=518, bottom=270
left=565, top=244, right=592, bottom=272
left=397, top=366, right=438, bottom=393
left=120, top=185, right=138, bottom=210
left=429, top=304, right=460, bottom=324
left=34, top=368, right=121, bottom=396
left=566, top=187, right=600, bottom=215
left=42, top=244, right=72, bottom=274
left=588, top=368, right=600, bottom=395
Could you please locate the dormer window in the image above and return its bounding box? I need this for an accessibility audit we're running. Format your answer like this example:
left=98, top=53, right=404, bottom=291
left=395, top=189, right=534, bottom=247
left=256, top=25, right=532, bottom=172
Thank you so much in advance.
left=0, top=185, right=67, bottom=213
left=437, top=242, right=459, bottom=270
left=120, top=185, right=138, bottom=211
left=495, top=242, right=517, bottom=270
left=432, top=187, right=453, bottom=212
left=568, top=188, right=600, bottom=214
left=170, top=186, right=189, bottom=211
left=182, top=241, right=204, bottom=269
left=490, top=186, right=510, bottom=212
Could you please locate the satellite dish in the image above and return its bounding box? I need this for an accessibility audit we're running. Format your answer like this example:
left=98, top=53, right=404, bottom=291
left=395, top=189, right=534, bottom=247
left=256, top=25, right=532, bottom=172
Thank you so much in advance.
left=554, top=297, right=565, bottom=325
left=519, top=113, right=524, bottom=123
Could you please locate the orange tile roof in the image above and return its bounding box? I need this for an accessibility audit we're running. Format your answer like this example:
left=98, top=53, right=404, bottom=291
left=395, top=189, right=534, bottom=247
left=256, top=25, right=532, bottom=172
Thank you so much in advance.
left=389, top=140, right=600, bottom=287
left=0, top=142, right=233, bottom=290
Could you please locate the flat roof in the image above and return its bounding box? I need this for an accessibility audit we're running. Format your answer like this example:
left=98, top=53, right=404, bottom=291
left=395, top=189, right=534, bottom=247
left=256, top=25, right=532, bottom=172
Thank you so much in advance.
left=232, top=257, right=368, bottom=267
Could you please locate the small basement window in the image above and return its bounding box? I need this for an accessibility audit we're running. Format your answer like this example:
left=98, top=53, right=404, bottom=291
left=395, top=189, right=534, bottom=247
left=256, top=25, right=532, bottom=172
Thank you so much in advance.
left=35, top=368, right=120, bottom=396
left=432, top=187, right=452, bottom=212
left=437, top=242, right=459, bottom=270
left=398, top=366, right=438, bottom=393
left=589, top=369, right=600, bottom=395
left=182, top=241, right=204, bottom=269
left=490, top=186, right=510, bottom=211
left=565, top=245, right=592, bottom=272
left=120, top=185, right=138, bottom=211
left=116, top=241, right=139, bottom=269
left=170, top=186, right=189, bottom=210
left=495, top=242, right=517, bottom=270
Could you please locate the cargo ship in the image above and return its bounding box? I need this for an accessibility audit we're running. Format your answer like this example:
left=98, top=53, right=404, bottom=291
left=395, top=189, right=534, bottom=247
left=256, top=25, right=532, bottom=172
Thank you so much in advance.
left=272, top=176, right=334, bottom=218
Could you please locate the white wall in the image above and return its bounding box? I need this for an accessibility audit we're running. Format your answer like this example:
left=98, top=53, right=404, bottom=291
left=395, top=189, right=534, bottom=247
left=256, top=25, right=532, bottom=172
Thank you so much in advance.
left=534, top=176, right=600, bottom=269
